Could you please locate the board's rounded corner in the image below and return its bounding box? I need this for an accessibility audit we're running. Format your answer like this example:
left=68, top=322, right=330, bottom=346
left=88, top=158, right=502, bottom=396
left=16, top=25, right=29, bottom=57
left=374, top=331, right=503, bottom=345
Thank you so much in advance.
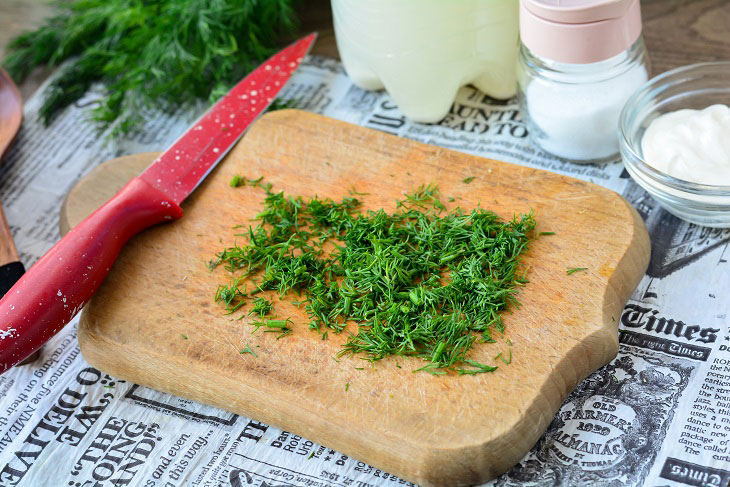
left=77, top=307, right=106, bottom=362
left=61, top=152, right=159, bottom=233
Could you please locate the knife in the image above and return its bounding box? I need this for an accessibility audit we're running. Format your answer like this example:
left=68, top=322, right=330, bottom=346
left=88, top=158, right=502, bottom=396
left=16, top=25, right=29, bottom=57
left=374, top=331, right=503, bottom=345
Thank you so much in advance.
left=0, top=33, right=316, bottom=374
left=0, top=206, right=40, bottom=366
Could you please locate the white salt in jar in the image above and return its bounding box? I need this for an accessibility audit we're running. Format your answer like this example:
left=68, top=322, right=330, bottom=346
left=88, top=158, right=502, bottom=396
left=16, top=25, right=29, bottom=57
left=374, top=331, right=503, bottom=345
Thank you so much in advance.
left=517, top=0, right=650, bottom=162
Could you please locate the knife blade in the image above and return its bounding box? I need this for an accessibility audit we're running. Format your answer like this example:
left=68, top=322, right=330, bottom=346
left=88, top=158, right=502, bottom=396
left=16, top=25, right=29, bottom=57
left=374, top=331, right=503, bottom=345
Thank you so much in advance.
left=0, top=33, right=316, bottom=374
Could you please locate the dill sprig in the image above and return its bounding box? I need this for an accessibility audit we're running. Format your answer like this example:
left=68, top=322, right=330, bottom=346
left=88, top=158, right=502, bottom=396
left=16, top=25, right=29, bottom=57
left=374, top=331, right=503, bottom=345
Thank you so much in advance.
left=211, top=181, right=536, bottom=374
left=214, top=277, right=246, bottom=314
left=251, top=318, right=292, bottom=340
left=249, top=297, right=274, bottom=317
left=2, top=0, right=300, bottom=134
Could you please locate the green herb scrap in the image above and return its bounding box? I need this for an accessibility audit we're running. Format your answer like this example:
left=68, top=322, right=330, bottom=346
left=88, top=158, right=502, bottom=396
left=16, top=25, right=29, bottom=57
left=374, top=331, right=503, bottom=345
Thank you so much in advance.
left=230, top=175, right=245, bottom=188
left=456, top=359, right=498, bottom=376
left=251, top=318, right=292, bottom=339
left=265, top=98, right=300, bottom=113
left=249, top=297, right=274, bottom=317
left=214, top=277, right=247, bottom=314
left=229, top=175, right=273, bottom=191
left=495, top=349, right=512, bottom=364
left=566, top=267, right=588, bottom=275
left=210, top=181, right=536, bottom=374
left=3, top=0, right=300, bottom=134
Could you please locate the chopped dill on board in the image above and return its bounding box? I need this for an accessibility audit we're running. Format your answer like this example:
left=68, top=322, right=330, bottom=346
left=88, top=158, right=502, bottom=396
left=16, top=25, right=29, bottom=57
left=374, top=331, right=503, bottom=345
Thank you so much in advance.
left=566, top=267, right=588, bottom=275
left=230, top=175, right=245, bottom=188
left=249, top=297, right=274, bottom=317
left=214, top=277, right=247, bottom=314
left=210, top=180, right=536, bottom=374
left=495, top=349, right=512, bottom=364
left=251, top=319, right=292, bottom=339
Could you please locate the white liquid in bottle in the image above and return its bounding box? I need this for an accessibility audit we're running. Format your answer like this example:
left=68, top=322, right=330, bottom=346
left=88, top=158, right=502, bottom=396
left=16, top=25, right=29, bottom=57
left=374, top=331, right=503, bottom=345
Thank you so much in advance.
left=332, top=0, right=519, bottom=123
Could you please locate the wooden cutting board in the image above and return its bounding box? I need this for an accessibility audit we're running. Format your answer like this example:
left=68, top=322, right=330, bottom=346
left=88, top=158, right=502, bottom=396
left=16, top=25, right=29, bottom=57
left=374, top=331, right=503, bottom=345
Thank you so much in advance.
left=62, top=110, right=649, bottom=487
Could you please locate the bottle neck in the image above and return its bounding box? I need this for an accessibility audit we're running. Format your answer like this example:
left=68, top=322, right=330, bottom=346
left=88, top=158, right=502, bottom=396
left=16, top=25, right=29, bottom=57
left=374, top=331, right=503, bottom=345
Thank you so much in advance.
left=520, top=37, right=647, bottom=84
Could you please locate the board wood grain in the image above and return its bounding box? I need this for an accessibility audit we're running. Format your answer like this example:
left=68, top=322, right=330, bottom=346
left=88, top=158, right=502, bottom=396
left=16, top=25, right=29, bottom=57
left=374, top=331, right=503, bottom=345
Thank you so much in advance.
left=62, top=110, right=649, bottom=486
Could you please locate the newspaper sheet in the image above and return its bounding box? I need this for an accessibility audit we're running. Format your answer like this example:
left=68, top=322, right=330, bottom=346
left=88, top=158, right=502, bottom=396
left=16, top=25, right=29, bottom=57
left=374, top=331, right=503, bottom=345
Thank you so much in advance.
left=0, top=56, right=728, bottom=487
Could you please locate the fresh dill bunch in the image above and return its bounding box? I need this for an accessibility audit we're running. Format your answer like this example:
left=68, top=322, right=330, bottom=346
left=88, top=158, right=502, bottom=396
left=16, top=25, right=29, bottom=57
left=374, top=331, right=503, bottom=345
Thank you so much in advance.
left=2, top=0, right=300, bottom=135
left=212, top=181, right=536, bottom=375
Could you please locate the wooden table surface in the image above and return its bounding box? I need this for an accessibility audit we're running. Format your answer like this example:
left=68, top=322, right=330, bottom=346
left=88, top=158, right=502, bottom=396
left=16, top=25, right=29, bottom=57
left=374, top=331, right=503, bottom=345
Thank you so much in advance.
left=1, top=0, right=729, bottom=100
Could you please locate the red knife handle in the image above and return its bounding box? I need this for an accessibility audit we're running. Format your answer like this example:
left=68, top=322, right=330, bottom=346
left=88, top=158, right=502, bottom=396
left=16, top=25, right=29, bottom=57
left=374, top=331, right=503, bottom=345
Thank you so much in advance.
left=0, top=177, right=182, bottom=373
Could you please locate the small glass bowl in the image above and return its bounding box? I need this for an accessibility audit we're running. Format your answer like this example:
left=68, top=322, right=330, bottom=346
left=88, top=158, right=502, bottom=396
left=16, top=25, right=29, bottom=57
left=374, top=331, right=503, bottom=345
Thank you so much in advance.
left=619, top=62, right=730, bottom=228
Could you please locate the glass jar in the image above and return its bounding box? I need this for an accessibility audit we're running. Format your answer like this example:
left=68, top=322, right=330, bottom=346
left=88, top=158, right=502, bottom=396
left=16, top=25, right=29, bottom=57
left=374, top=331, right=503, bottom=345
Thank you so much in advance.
left=517, top=0, right=650, bottom=163
left=518, top=38, right=650, bottom=162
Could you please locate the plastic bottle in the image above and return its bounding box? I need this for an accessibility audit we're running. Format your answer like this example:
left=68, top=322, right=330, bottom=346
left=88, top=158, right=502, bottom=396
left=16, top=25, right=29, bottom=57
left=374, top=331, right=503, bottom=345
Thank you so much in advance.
left=331, top=0, right=519, bottom=123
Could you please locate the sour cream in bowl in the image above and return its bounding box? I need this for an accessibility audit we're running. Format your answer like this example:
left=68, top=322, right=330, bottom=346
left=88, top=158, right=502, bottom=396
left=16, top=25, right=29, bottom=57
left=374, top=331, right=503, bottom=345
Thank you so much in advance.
left=641, top=104, right=730, bottom=186
left=619, top=62, right=730, bottom=227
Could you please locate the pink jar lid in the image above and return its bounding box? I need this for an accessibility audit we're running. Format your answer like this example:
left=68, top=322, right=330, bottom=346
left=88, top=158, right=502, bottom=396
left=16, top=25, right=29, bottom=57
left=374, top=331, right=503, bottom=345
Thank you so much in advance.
left=520, top=0, right=643, bottom=64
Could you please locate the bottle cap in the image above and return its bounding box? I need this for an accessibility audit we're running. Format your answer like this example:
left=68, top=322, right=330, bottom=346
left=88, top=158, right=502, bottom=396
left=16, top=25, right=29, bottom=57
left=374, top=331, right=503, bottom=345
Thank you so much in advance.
left=520, top=0, right=642, bottom=64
